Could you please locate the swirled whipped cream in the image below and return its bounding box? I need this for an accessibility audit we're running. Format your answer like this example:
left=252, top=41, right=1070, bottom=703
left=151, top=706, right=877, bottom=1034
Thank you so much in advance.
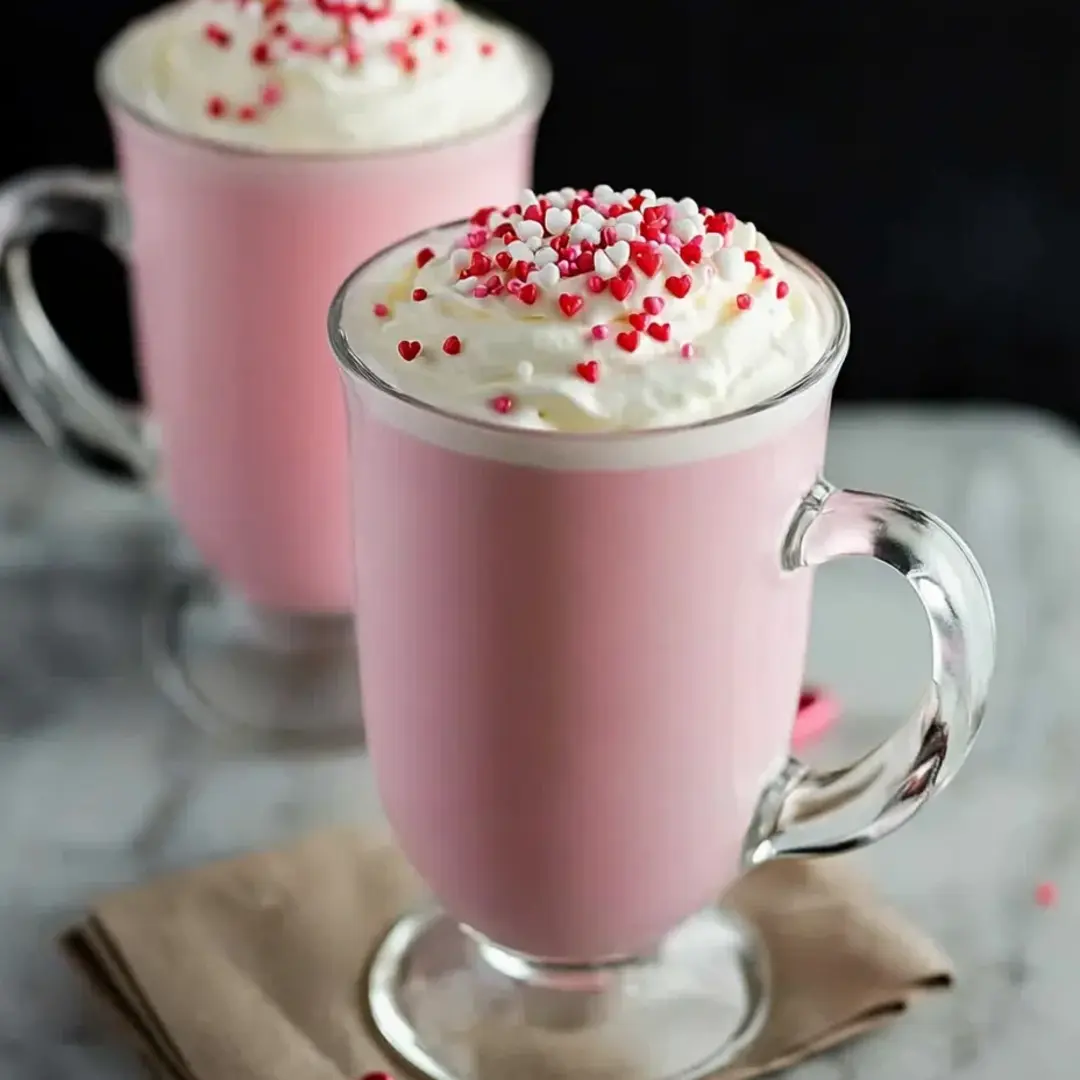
left=105, top=0, right=539, bottom=153
left=340, top=185, right=835, bottom=431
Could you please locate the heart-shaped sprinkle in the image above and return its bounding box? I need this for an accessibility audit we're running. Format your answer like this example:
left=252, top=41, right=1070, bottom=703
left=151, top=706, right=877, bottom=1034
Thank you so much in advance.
left=593, top=250, right=618, bottom=280
left=601, top=226, right=618, bottom=247
left=442, top=335, right=462, bottom=355
left=643, top=296, right=665, bottom=315
left=665, top=274, right=692, bottom=298
left=516, top=219, right=544, bottom=241
left=559, top=294, right=585, bottom=318
left=535, top=263, right=560, bottom=289
left=634, top=249, right=662, bottom=277
left=545, top=207, right=573, bottom=235
left=534, top=247, right=559, bottom=268
left=629, top=312, right=648, bottom=331
left=576, top=360, right=600, bottom=383
left=616, top=330, right=640, bottom=353
left=736, top=293, right=753, bottom=310
left=518, top=283, right=539, bottom=305
left=397, top=340, right=422, bottom=361
left=415, top=247, right=436, bottom=269
left=609, top=276, right=635, bottom=302
left=586, top=274, right=607, bottom=294
left=647, top=322, right=672, bottom=342
left=607, top=241, right=631, bottom=268
left=680, top=241, right=703, bottom=266
left=495, top=251, right=513, bottom=271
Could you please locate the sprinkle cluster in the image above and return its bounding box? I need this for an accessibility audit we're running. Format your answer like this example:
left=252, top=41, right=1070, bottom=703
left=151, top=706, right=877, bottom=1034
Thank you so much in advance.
left=199, top=0, right=494, bottom=124
left=373, top=185, right=791, bottom=415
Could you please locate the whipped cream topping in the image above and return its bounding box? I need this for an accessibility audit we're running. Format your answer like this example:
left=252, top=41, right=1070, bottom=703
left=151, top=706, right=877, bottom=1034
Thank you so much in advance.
left=340, top=185, right=835, bottom=432
left=105, top=0, right=539, bottom=153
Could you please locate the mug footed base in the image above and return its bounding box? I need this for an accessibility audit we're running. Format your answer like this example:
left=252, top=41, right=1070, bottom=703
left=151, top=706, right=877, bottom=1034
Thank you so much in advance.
left=368, top=908, right=769, bottom=1080
left=144, top=565, right=363, bottom=753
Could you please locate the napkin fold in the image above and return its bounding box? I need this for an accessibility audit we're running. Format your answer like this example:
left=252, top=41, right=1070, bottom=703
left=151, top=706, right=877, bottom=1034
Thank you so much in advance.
left=62, top=827, right=951, bottom=1080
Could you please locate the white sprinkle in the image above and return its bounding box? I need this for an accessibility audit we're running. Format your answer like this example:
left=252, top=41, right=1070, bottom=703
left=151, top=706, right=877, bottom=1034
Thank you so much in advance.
left=579, top=208, right=606, bottom=230
left=517, top=361, right=535, bottom=382
left=701, top=233, right=724, bottom=257
left=507, top=240, right=534, bottom=263
left=545, top=207, right=573, bottom=235
left=619, top=188, right=637, bottom=204
left=528, top=263, right=560, bottom=289
left=659, top=244, right=685, bottom=271
left=593, top=250, right=618, bottom=279
left=718, top=247, right=754, bottom=284
left=451, top=249, right=472, bottom=272
left=520, top=188, right=540, bottom=207
left=570, top=222, right=601, bottom=245
left=614, top=222, right=637, bottom=241
left=676, top=197, right=699, bottom=218
left=533, top=247, right=559, bottom=267
left=526, top=235, right=542, bottom=251
left=616, top=211, right=644, bottom=228
left=670, top=218, right=699, bottom=244
left=593, top=184, right=615, bottom=202
left=607, top=240, right=631, bottom=269
left=640, top=188, right=657, bottom=201
left=545, top=191, right=567, bottom=209
left=516, top=220, right=544, bottom=241
left=454, top=278, right=476, bottom=293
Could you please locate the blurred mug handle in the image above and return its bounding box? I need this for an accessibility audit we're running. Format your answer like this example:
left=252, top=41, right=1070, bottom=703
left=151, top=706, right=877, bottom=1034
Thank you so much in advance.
left=0, top=168, right=155, bottom=483
left=744, top=479, right=996, bottom=863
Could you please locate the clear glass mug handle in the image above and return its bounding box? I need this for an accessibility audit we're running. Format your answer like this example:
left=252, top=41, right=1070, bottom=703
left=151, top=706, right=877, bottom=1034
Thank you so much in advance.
left=744, top=479, right=996, bottom=863
left=0, top=169, right=154, bottom=482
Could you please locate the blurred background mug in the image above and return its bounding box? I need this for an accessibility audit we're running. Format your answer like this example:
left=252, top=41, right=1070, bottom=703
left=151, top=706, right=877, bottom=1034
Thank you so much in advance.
left=0, top=2, right=550, bottom=748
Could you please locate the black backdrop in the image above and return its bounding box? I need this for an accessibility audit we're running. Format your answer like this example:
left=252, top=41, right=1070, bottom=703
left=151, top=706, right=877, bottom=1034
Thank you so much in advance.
left=1, top=3, right=1076, bottom=423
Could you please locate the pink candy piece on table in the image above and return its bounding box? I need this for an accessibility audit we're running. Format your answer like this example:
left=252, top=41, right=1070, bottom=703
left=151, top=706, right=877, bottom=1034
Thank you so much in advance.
left=793, top=687, right=840, bottom=747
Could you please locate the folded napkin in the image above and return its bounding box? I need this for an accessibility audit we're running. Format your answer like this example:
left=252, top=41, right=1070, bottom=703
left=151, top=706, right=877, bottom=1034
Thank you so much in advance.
left=62, top=827, right=951, bottom=1080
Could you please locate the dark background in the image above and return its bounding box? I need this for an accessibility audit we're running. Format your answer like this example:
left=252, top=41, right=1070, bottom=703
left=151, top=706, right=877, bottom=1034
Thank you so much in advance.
left=1, top=2, right=1075, bottom=423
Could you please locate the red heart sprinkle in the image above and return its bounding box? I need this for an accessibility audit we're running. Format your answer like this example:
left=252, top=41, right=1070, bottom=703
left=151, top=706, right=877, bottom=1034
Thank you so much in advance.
left=397, top=340, right=422, bottom=361
left=559, top=294, right=585, bottom=318
left=601, top=226, right=618, bottom=247
left=576, top=250, right=595, bottom=272
left=523, top=204, right=544, bottom=224
left=442, top=335, right=462, bottom=355
left=515, top=260, right=532, bottom=281
left=416, top=247, right=436, bottom=269
left=647, top=322, right=672, bottom=342
left=518, top=284, right=539, bottom=305
left=634, top=249, right=662, bottom=277
left=705, top=212, right=736, bottom=234
left=736, top=293, right=753, bottom=310
left=586, top=275, right=607, bottom=294
left=665, top=275, right=692, bottom=299
left=495, top=251, right=512, bottom=271
left=616, top=330, right=640, bottom=353
left=609, top=277, right=634, bottom=302
left=680, top=243, right=702, bottom=266
left=629, top=312, right=648, bottom=331
left=576, top=360, right=600, bottom=383
left=643, top=296, right=664, bottom=315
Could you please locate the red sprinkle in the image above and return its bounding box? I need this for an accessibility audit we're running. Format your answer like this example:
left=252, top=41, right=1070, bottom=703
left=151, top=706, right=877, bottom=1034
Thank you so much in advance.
left=576, top=360, right=600, bottom=383
left=416, top=247, right=436, bottom=269
left=372, top=302, right=390, bottom=317
left=736, top=293, right=753, bottom=311
left=705, top=211, right=736, bottom=235
left=591, top=325, right=610, bottom=340
left=206, top=96, right=228, bottom=119
left=397, top=340, right=422, bottom=361
left=634, top=249, right=662, bottom=278
left=609, top=277, right=634, bottom=302
left=586, top=275, right=607, bottom=295
left=616, top=330, right=640, bottom=353
left=434, top=37, right=449, bottom=53
left=442, top=335, right=462, bottom=355
left=412, top=288, right=428, bottom=301
left=665, top=275, right=692, bottom=299
left=518, top=283, right=539, bottom=305
left=479, top=42, right=495, bottom=56
left=643, top=296, right=665, bottom=316
left=558, top=294, right=585, bottom=318
left=680, top=343, right=695, bottom=359
left=776, top=281, right=791, bottom=299
left=1035, top=881, right=1058, bottom=908
left=628, top=312, right=649, bottom=332
left=204, top=23, right=232, bottom=48
left=491, top=394, right=515, bottom=415
left=237, top=105, right=259, bottom=123
left=251, top=42, right=272, bottom=65
left=261, top=83, right=283, bottom=107
left=647, top=322, right=672, bottom=342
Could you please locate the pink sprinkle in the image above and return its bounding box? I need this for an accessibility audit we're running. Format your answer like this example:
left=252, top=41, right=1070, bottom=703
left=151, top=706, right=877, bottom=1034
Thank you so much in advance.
left=643, top=296, right=665, bottom=316
left=506, top=279, right=523, bottom=295
left=680, top=343, right=695, bottom=359
left=1035, top=881, right=1058, bottom=908
left=479, top=41, right=495, bottom=56
left=557, top=260, right=571, bottom=275
left=261, top=82, right=283, bottom=107
left=372, top=303, right=390, bottom=317
left=736, top=293, right=753, bottom=311
left=591, top=325, right=610, bottom=340
left=776, top=280, right=790, bottom=299
left=473, top=286, right=489, bottom=298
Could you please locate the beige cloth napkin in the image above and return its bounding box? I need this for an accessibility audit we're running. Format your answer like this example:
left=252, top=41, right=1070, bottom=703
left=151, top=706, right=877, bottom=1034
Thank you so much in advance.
left=61, top=827, right=951, bottom=1080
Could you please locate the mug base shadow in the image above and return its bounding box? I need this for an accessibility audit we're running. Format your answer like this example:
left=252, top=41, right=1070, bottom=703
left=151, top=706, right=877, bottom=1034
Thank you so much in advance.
left=144, top=565, right=364, bottom=753
left=368, top=908, right=769, bottom=1080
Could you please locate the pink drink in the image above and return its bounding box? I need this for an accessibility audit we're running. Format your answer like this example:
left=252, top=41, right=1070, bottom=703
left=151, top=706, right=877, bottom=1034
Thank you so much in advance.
left=347, top=386, right=832, bottom=959
left=109, top=107, right=542, bottom=611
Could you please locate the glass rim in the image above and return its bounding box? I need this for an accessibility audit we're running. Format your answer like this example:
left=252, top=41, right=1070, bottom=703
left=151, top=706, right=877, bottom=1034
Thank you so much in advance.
left=95, top=4, right=552, bottom=162
left=328, top=223, right=851, bottom=443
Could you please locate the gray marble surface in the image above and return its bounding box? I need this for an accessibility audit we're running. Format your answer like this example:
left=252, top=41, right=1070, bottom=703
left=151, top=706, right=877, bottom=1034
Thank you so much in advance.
left=1, top=405, right=1079, bottom=1079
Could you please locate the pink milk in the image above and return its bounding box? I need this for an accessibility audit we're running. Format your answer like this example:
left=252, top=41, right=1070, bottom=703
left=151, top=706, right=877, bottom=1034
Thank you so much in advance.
left=103, top=70, right=545, bottom=613
left=341, top=363, right=837, bottom=962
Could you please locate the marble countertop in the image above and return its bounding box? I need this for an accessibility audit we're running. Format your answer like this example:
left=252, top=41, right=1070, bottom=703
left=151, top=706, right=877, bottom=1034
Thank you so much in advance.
left=2, top=405, right=1080, bottom=1079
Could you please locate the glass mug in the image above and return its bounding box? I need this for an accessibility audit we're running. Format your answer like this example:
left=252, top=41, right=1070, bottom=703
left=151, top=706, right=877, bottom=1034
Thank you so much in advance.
left=0, top=10, right=550, bottom=748
left=328, top=232, right=995, bottom=1080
